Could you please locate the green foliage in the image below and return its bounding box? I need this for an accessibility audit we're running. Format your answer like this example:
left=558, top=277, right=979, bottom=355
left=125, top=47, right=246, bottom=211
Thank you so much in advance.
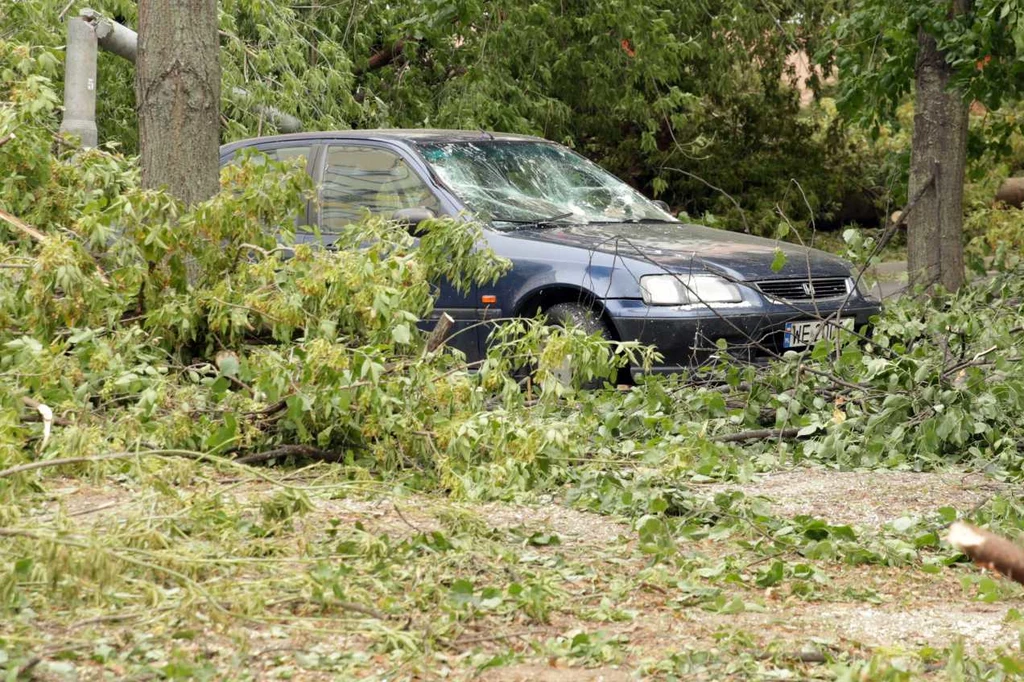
left=828, top=0, right=1024, bottom=123
left=825, top=0, right=1024, bottom=252
left=0, top=50, right=656, bottom=488
left=7, top=23, right=1024, bottom=681
left=965, top=204, right=1024, bottom=258
left=6, top=49, right=1024, bottom=493
left=4, top=0, right=892, bottom=235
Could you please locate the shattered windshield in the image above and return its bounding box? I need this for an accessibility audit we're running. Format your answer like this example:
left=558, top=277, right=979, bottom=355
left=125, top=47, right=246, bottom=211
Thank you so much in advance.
left=414, top=140, right=677, bottom=228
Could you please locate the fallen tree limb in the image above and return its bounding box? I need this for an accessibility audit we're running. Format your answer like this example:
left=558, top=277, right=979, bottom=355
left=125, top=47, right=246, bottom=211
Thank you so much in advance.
left=0, top=449, right=211, bottom=478
left=0, top=207, right=110, bottom=284
left=714, top=427, right=803, bottom=443
left=21, top=396, right=72, bottom=427
left=947, top=521, right=1024, bottom=586
left=0, top=207, right=47, bottom=242
left=334, top=600, right=388, bottom=620
left=234, top=444, right=343, bottom=466
left=354, top=38, right=412, bottom=76
left=265, top=595, right=389, bottom=620
left=450, top=627, right=556, bottom=647
left=942, top=344, right=1001, bottom=379
left=751, top=649, right=831, bottom=664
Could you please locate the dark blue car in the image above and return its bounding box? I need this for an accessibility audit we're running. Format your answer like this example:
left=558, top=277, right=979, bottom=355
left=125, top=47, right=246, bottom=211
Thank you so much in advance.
left=220, top=130, right=881, bottom=376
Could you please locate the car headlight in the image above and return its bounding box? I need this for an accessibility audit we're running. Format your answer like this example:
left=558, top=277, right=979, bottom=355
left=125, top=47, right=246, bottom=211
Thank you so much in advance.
left=640, top=274, right=743, bottom=306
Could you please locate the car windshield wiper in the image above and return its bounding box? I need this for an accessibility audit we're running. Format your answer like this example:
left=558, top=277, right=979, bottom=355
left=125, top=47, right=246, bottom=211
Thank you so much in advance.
left=492, top=212, right=576, bottom=230
left=588, top=217, right=678, bottom=224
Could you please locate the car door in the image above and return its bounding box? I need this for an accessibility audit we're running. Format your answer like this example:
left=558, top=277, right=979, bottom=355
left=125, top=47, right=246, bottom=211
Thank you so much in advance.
left=313, top=142, right=483, bottom=361
left=221, top=140, right=315, bottom=230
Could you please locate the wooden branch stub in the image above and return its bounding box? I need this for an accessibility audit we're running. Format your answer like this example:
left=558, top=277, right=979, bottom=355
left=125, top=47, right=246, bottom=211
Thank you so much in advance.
left=354, top=38, right=412, bottom=76
left=947, top=521, right=1024, bottom=586
left=425, top=312, right=455, bottom=354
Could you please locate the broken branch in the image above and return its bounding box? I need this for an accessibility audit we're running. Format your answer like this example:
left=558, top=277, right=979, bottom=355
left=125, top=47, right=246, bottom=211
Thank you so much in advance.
left=0, top=449, right=211, bottom=479
left=0, top=208, right=111, bottom=284
left=947, top=521, right=1024, bottom=586
left=354, top=38, right=412, bottom=76
left=714, top=427, right=803, bottom=443
left=234, top=444, right=342, bottom=466
left=0, top=207, right=47, bottom=242
left=424, top=312, right=455, bottom=355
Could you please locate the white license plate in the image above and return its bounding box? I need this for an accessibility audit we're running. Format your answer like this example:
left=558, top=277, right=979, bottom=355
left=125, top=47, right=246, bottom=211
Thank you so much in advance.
left=783, top=318, right=854, bottom=348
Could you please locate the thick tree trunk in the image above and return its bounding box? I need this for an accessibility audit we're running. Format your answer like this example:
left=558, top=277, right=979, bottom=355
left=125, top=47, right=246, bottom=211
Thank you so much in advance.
left=136, top=0, right=220, bottom=205
left=906, top=2, right=971, bottom=291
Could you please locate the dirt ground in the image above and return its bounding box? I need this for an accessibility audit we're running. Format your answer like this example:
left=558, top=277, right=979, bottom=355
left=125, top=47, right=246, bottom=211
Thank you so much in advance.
left=30, top=467, right=1024, bottom=679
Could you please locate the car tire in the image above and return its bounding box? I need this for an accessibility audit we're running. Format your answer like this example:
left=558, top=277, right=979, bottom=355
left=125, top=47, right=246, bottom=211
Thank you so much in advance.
left=541, top=302, right=617, bottom=389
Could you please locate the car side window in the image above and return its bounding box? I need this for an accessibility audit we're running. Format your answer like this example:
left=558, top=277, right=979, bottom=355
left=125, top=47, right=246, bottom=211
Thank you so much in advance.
left=320, top=145, right=440, bottom=232
left=226, top=144, right=312, bottom=167
left=268, top=145, right=312, bottom=165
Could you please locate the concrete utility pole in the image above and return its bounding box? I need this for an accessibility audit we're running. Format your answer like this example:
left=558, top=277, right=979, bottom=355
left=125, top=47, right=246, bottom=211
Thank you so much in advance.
left=83, top=8, right=137, bottom=60
left=58, top=9, right=302, bottom=148
left=59, top=16, right=98, bottom=146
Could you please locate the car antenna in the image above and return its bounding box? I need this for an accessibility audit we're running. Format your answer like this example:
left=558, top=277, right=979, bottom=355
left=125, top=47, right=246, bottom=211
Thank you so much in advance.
left=479, top=129, right=495, bottom=140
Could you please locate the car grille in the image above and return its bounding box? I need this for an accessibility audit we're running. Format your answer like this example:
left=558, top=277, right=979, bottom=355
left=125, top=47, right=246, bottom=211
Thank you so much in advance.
left=754, top=277, right=850, bottom=302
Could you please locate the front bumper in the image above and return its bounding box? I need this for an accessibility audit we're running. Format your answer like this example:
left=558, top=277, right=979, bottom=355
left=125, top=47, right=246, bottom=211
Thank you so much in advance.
left=604, top=298, right=881, bottom=375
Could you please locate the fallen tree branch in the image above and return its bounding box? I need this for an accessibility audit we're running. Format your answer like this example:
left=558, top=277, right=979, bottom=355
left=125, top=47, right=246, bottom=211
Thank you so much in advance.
left=69, top=612, right=145, bottom=629
left=751, top=649, right=831, bottom=664
left=234, top=444, right=342, bottom=466
left=246, top=399, right=288, bottom=418
left=354, top=38, right=413, bottom=76
left=714, top=427, right=802, bottom=443
left=11, top=656, right=41, bottom=679
left=798, top=365, right=878, bottom=394
left=334, top=600, right=388, bottom=620
left=942, top=344, right=1000, bottom=378
left=947, top=521, right=1024, bottom=586
left=0, top=449, right=211, bottom=478
left=21, top=396, right=72, bottom=427
left=0, top=207, right=111, bottom=284
left=0, top=206, right=47, bottom=242
left=265, top=595, right=388, bottom=620
left=450, top=627, right=555, bottom=647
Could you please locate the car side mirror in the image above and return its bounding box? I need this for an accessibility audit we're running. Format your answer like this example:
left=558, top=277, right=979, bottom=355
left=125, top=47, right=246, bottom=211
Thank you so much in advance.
left=392, top=207, right=437, bottom=235
left=652, top=199, right=672, bottom=214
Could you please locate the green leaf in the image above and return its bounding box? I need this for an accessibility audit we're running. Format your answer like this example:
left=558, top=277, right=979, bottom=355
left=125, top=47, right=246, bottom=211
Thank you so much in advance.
left=770, top=248, right=787, bottom=273
left=797, top=423, right=820, bottom=437
left=217, top=352, right=240, bottom=378
left=755, top=560, right=785, bottom=588
left=449, top=579, right=475, bottom=606
left=206, top=413, right=238, bottom=452
left=527, top=532, right=561, bottom=546
left=392, top=323, right=412, bottom=345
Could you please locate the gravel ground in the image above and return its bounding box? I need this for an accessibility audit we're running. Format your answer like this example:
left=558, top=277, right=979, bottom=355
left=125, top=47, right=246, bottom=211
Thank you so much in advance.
left=27, top=468, right=1023, bottom=678
left=707, top=469, right=1009, bottom=528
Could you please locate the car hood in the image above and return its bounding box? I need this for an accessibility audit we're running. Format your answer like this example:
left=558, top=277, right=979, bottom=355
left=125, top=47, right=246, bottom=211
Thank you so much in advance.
left=503, top=221, right=853, bottom=280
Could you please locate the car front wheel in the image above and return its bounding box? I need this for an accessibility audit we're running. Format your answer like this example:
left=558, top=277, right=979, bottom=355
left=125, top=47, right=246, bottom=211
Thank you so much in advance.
left=541, top=302, right=617, bottom=389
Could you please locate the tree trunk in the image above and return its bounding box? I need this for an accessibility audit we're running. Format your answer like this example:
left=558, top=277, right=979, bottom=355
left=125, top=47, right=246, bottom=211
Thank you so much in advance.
left=136, top=0, right=220, bottom=205
left=906, top=1, right=971, bottom=292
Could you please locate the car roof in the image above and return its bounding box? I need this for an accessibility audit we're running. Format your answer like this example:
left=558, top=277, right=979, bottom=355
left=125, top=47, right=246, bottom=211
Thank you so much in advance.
left=219, top=129, right=546, bottom=155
